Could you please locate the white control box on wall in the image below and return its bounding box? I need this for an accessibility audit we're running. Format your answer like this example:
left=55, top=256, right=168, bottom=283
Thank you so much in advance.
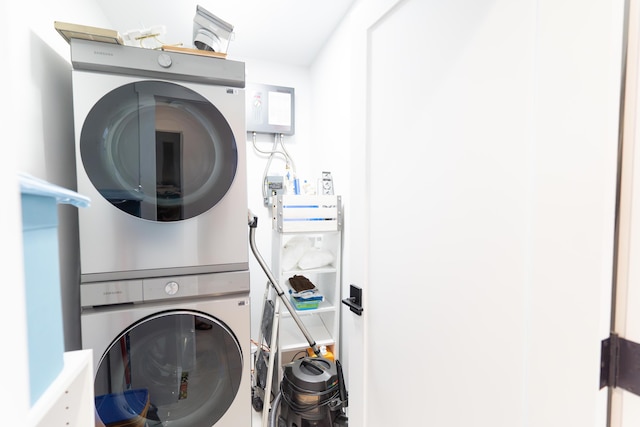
left=246, top=83, right=295, bottom=135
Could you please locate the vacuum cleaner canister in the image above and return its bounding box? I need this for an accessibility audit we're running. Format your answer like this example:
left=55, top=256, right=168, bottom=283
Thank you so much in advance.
left=279, top=357, right=346, bottom=427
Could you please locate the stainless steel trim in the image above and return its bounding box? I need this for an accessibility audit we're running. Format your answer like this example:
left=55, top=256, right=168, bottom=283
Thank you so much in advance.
left=80, top=263, right=249, bottom=283
left=70, top=38, right=245, bottom=88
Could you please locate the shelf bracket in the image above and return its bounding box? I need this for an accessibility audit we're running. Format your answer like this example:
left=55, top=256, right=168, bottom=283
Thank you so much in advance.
left=342, top=284, right=363, bottom=316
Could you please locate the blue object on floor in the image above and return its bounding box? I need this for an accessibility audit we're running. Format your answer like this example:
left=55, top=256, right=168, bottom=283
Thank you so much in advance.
left=95, top=389, right=150, bottom=425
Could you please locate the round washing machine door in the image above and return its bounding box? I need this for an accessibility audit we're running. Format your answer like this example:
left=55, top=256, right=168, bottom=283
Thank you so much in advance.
left=80, top=80, right=238, bottom=222
left=93, top=310, right=243, bottom=427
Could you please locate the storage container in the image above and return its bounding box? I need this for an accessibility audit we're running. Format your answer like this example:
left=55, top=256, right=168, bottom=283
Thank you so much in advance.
left=19, top=173, right=89, bottom=405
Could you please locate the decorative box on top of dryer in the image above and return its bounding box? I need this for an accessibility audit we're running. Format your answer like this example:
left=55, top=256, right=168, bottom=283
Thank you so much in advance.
left=272, top=195, right=342, bottom=233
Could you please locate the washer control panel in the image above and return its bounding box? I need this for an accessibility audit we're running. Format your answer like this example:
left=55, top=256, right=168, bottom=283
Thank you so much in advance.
left=143, top=271, right=250, bottom=301
left=81, top=271, right=250, bottom=307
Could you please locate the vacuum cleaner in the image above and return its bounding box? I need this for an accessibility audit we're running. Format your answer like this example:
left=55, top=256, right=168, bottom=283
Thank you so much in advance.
left=248, top=213, right=349, bottom=427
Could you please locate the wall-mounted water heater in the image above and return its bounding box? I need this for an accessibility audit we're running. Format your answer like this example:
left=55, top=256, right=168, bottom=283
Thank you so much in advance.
left=246, top=83, right=295, bottom=135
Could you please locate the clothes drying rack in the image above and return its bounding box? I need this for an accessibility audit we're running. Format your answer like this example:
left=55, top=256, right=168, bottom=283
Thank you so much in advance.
left=248, top=213, right=322, bottom=427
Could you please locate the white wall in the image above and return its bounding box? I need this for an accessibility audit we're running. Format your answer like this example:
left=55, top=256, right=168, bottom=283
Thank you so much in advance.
left=234, top=56, right=315, bottom=336
left=1, top=0, right=29, bottom=420
left=3, top=0, right=111, bottom=420
left=309, top=10, right=354, bottom=367
left=9, top=0, right=114, bottom=354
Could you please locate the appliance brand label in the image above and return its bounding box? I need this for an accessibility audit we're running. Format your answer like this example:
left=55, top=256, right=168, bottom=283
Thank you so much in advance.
left=93, top=50, right=114, bottom=57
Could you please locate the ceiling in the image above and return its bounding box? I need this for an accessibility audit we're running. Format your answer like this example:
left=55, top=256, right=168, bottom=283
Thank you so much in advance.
left=95, top=0, right=356, bottom=67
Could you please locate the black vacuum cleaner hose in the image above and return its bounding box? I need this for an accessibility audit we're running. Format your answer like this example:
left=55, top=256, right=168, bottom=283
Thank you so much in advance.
left=269, top=392, right=282, bottom=427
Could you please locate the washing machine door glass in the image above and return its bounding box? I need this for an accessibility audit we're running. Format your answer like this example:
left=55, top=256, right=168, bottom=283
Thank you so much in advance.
left=80, top=81, right=238, bottom=222
left=93, top=311, right=243, bottom=426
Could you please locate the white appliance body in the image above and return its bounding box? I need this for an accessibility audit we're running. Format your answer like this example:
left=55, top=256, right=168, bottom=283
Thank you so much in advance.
left=81, top=272, right=250, bottom=427
left=71, top=39, right=248, bottom=283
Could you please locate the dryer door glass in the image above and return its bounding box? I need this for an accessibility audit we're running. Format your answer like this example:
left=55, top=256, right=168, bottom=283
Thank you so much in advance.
left=93, top=311, right=243, bottom=426
left=80, top=81, right=238, bottom=222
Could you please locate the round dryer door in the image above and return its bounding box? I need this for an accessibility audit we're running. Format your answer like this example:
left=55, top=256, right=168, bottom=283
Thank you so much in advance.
left=93, top=311, right=243, bottom=426
left=80, top=80, right=238, bottom=222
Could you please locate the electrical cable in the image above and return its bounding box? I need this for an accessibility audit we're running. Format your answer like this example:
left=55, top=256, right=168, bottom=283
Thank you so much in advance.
left=290, top=350, right=308, bottom=362
left=257, top=133, right=282, bottom=202
left=279, top=372, right=341, bottom=416
left=251, top=132, right=289, bottom=158
left=254, top=132, right=298, bottom=204
left=258, top=133, right=280, bottom=202
left=251, top=338, right=270, bottom=353
left=278, top=133, right=297, bottom=177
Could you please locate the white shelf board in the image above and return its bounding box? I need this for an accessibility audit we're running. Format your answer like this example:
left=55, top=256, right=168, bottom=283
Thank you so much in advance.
left=282, top=265, right=338, bottom=276
left=278, top=315, right=335, bottom=352
left=28, top=349, right=94, bottom=427
left=281, top=299, right=337, bottom=318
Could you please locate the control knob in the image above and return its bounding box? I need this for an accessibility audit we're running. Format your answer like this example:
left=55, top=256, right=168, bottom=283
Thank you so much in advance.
left=165, top=281, right=179, bottom=295
left=158, top=53, right=172, bottom=68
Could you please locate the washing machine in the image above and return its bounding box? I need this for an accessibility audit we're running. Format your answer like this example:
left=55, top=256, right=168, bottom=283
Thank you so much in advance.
left=70, top=39, right=251, bottom=426
left=70, top=38, right=248, bottom=283
left=81, top=271, right=251, bottom=427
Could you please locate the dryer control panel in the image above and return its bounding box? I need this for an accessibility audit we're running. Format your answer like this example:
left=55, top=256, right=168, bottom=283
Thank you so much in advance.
left=70, top=38, right=245, bottom=87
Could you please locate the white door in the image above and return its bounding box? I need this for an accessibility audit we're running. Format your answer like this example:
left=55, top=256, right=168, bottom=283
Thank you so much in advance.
left=610, top=0, right=640, bottom=425
left=345, top=0, right=622, bottom=425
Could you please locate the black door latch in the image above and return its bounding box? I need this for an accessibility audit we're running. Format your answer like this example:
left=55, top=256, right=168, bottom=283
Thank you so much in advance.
left=341, top=284, right=363, bottom=316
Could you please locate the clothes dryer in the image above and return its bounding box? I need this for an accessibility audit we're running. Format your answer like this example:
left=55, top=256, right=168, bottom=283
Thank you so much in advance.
left=81, top=271, right=250, bottom=427
left=70, top=39, right=248, bottom=283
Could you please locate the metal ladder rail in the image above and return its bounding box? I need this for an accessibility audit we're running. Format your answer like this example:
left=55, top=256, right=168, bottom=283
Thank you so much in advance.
left=251, top=275, right=280, bottom=426
left=261, top=296, right=280, bottom=427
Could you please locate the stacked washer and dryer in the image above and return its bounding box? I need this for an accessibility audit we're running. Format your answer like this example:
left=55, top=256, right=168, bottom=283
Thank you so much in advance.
left=70, top=39, right=251, bottom=427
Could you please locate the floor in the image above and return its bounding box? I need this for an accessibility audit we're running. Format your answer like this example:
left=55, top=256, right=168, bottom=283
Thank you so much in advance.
left=252, top=408, right=263, bottom=426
